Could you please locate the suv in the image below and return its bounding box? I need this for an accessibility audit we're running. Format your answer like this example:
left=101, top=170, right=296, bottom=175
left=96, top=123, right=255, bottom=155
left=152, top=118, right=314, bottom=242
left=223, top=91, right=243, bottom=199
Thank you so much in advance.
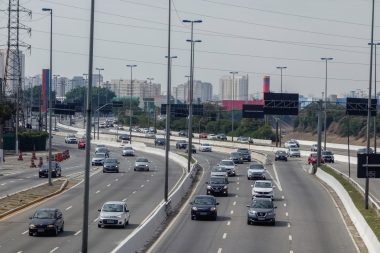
left=199, top=143, right=212, bottom=152
left=237, top=148, right=251, bottom=162
left=98, top=201, right=130, bottom=228
left=92, top=153, right=109, bottom=166
left=155, top=138, right=166, bottom=146
left=218, top=160, right=236, bottom=176
left=39, top=162, right=62, bottom=178
left=65, top=135, right=77, bottom=144
left=216, top=133, right=227, bottom=141
left=176, top=140, right=188, bottom=149
left=190, top=195, right=219, bottom=220
left=229, top=152, right=244, bottom=164
left=206, top=177, right=229, bottom=196
left=210, top=166, right=228, bottom=178
left=287, top=147, right=300, bottom=157
left=122, top=146, right=135, bottom=156
left=247, top=198, right=276, bottom=225
left=322, top=150, right=335, bottom=163
left=134, top=157, right=150, bottom=171
left=103, top=158, right=120, bottom=173
left=247, top=163, right=266, bottom=180
left=251, top=180, right=275, bottom=199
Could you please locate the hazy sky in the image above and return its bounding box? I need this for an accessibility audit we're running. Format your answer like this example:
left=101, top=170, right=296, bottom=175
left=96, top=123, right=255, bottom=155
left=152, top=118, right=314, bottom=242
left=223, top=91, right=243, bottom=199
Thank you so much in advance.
left=1, top=0, right=379, bottom=98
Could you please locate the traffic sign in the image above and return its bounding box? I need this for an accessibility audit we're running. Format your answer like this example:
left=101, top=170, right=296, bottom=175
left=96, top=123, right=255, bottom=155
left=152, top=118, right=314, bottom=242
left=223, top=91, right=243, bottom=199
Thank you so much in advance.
left=357, top=153, right=380, bottom=178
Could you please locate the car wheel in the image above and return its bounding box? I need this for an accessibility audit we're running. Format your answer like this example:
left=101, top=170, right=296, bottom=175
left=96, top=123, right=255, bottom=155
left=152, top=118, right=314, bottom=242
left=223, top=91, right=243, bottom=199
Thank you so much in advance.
left=126, top=219, right=129, bottom=225
left=98, top=224, right=101, bottom=228
left=247, top=220, right=250, bottom=225
left=332, top=160, right=335, bottom=163
left=123, top=220, right=127, bottom=228
left=272, top=220, right=276, bottom=226
left=213, top=214, right=217, bottom=221
left=60, top=222, right=64, bottom=232
left=29, top=231, right=33, bottom=236
left=191, top=215, right=195, bottom=220
left=103, top=170, right=105, bottom=173
left=134, top=168, right=136, bottom=171
left=116, top=169, right=119, bottom=173
left=275, top=158, right=277, bottom=161
left=39, top=175, right=42, bottom=178
left=147, top=168, right=150, bottom=171
left=54, top=227, right=59, bottom=236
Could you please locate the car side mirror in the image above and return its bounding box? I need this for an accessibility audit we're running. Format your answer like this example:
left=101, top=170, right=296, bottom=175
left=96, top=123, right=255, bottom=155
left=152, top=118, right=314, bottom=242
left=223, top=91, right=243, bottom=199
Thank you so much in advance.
left=98, top=209, right=101, bottom=212
left=246, top=205, right=250, bottom=207
left=274, top=206, right=277, bottom=209
left=216, top=203, right=219, bottom=205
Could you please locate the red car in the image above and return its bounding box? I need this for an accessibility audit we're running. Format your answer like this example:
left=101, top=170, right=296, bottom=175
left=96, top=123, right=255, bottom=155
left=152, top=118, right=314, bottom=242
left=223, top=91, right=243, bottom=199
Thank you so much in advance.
left=199, top=132, right=208, bottom=139
left=78, top=139, right=86, bottom=149
left=308, top=153, right=325, bottom=165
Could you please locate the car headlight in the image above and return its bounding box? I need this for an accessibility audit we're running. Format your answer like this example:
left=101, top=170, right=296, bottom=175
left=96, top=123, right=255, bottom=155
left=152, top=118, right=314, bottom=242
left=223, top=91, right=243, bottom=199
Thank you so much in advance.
left=29, top=224, right=36, bottom=228
left=115, top=165, right=118, bottom=168
left=223, top=185, right=228, bottom=189
left=47, top=224, right=55, bottom=228
left=248, top=210, right=256, bottom=215
left=116, top=214, right=122, bottom=218
left=192, top=206, right=198, bottom=211
left=207, top=185, right=212, bottom=189
left=210, top=207, right=216, bottom=211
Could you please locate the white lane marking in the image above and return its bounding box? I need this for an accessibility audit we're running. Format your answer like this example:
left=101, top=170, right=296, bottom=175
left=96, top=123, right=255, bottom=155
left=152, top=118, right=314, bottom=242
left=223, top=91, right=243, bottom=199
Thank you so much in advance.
left=235, top=195, right=238, bottom=198
left=282, top=195, right=285, bottom=199
left=272, top=163, right=283, bottom=191
left=151, top=174, right=154, bottom=177
left=230, top=210, right=234, bottom=215
left=237, top=177, right=240, bottom=181
left=217, top=248, right=222, bottom=253
left=1, top=183, right=5, bottom=186
left=18, top=178, right=23, bottom=181
left=132, top=191, right=137, bottom=194
left=237, top=181, right=240, bottom=185
left=227, top=221, right=231, bottom=226
left=222, top=233, right=227, bottom=239
left=49, top=247, right=59, bottom=253
left=17, top=251, right=23, bottom=253
left=140, top=185, right=144, bottom=188
left=65, top=206, right=72, bottom=211
left=93, top=218, right=99, bottom=223
left=10, top=180, right=14, bottom=183
left=74, top=230, right=81, bottom=236
left=115, top=178, right=119, bottom=182
left=236, top=187, right=239, bottom=191
left=290, top=251, right=294, bottom=253
left=284, top=203, right=287, bottom=207
left=107, top=184, right=111, bottom=187
left=286, top=212, right=289, bottom=217
left=233, top=201, right=236, bottom=206
left=96, top=190, right=100, bottom=194
left=122, top=198, right=127, bottom=202
left=146, top=179, right=150, bottom=182
left=288, top=223, right=291, bottom=228
left=26, top=176, right=31, bottom=178
left=289, top=235, right=292, bottom=241
left=22, top=230, right=28, bottom=235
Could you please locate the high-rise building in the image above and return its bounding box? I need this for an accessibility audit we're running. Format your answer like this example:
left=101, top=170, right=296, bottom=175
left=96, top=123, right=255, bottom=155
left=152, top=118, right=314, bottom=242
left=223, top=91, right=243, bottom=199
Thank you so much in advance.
left=173, top=80, right=213, bottom=103
left=71, top=76, right=85, bottom=89
left=219, top=75, right=248, bottom=101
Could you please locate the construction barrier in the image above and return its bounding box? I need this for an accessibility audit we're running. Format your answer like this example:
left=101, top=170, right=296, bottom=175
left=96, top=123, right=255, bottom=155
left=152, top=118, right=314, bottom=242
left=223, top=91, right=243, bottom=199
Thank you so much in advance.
left=30, top=158, right=36, bottom=168
left=56, top=153, right=63, bottom=162
left=38, top=157, right=43, bottom=167
left=18, top=151, right=23, bottom=161
left=31, top=151, right=37, bottom=160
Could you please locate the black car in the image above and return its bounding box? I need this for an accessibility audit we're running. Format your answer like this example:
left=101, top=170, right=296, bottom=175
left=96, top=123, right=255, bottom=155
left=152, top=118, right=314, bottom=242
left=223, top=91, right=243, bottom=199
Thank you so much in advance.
left=237, top=148, right=251, bottom=162
left=230, top=152, right=244, bottom=164
left=29, top=208, right=64, bottom=236
left=190, top=195, right=219, bottom=220
left=39, top=162, right=62, bottom=178
left=178, top=130, right=187, bottom=136
left=206, top=177, right=229, bottom=196
left=322, top=151, right=335, bottom=163
left=176, top=140, right=188, bottom=149
left=275, top=150, right=288, bottom=161
left=103, top=158, right=120, bottom=173
left=217, top=133, right=227, bottom=141
left=185, top=144, right=197, bottom=154
left=155, top=138, right=166, bottom=146
left=118, top=134, right=130, bottom=141
left=247, top=198, right=276, bottom=225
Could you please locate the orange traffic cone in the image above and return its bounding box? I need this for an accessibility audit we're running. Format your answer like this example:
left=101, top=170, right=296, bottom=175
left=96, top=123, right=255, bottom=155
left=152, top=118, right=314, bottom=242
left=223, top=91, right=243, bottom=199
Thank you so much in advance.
left=30, top=158, right=36, bottom=168
left=18, top=150, right=23, bottom=161
left=38, top=157, right=43, bottom=167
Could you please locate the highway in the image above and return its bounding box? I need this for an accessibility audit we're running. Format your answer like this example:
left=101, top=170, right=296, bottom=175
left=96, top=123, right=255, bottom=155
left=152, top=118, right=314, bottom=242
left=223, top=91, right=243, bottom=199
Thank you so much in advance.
left=150, top=152, right=358, bottom=253
left=0, top=139, right=185, bottom=253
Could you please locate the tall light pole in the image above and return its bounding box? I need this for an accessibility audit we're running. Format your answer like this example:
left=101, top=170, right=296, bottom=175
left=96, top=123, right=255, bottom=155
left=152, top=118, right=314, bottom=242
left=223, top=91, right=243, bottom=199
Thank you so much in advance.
left=42, top=7, right=53, bottom=186
left=83, top=73, right=88, bottom=128
left=276, top=66, right=287, bottom=93
left=185, top=75, right=190, bottom=103
left=369, top=42, right=380, bottom=152
left=118, top=78, right=123, bottom=98
left=183, top=19, right=202, bottom=173
left=321, top=57, right=333, bottom=151
left=95, top=67, right=104, bottom=140
left=126, top=64, right=137, bottom=143
left=53, top=74, right=60, bottom=129
left=230, top=71, right=238, bottom=142
left=147, top=77, right=154, bottom=126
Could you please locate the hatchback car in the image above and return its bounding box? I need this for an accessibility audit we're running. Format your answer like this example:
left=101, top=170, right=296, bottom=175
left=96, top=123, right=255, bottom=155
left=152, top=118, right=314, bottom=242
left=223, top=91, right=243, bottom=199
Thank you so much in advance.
left=247, top=198, right=276, bottom=225
left=210, top=166, right=228, bottom=178
left=252, top=180, right=275, bottom=199
left=103, top=158, right=120, bottom=173
left=216, top=133, right=227, bottom=141
left=98, top=201, right=130, bottom=228
left=39, top=162, right=62, bottom=178
left=64, top=135, right=77, bottom=144
left=247, top=163, right=266, bottom=180
left=119, top=134, right=130, bottom=141
left=122, top=146, right=135, bottom=156
left=29, top=208, right=64, bottom=236
left=78, top=138, right=86, bottom=149
left=229, top=152, right=244, bottom=164
left=199, top=143, right=212, bottom=152
left=206, top=176, right=229, bottom=196
left=92, top=153, right=109, bottom=166
left=190, top=195, right=219, bottom=220
left=155, top=138, right=166, bottom=146
left=274, top=150, right=288, bottom=161
left=218, top=160, right=236, bottom=176
left=134, top=157, right=150, bottom=171
left=287, top=147, right=300, bottom=157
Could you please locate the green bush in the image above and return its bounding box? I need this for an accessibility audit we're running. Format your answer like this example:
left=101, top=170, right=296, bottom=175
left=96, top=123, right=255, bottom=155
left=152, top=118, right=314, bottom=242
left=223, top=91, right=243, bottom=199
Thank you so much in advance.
left=18, top=130, right=48, bottom=151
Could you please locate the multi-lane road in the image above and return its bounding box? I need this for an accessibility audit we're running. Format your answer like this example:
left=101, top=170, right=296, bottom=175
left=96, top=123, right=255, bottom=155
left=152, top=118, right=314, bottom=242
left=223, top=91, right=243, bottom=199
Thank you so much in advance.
left=150, top=151, right=358, bottom=253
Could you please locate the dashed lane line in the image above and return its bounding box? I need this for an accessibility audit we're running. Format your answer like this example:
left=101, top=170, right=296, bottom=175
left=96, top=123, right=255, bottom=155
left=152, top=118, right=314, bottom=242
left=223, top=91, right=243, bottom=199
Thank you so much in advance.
left=227, top=221, right=231, bottom=226
left=95, top=190, right=100, bottom=194
left=65, top=206, right=72, bottom=211
left=140, top=185, right=144, bottom=188
left=107, top=184, right=111, bottom=187
left=74, top=230, right=82, bottom=236
left=217, top=248, right=222, bottom=253
left=233, top=201, right=236, bottom=206
left=49, top=247, right=59, bottom=253
left=222, top=233, right=227, bottom=239
left=289, top=235, right=292, bottom=241
left=93, top=218, right=99, bottom=223
left=230, top=210, right=234, bottom=215
left=21, top=230, right=28, bottom=235
left=132, top=191, right=137, bottom=194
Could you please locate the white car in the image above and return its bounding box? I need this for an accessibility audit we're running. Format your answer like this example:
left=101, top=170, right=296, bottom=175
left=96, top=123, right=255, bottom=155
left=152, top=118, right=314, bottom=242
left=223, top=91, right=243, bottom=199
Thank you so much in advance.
left=218, top=160, right=236, bottom=176
left=287, top=147, right=300, bottom=157
left=145, top=132, right=156, bottom=138
left=199, top=143, right=212, bottom=152
left=91, top=153, right=108, bottom=166
left=285, top=141, right=298, bottom=148
left=64, top=135, right=77, bottom=144
left=210, top=166, right=228, bottom=178
left=122, top=146, right=135, bottom=156
left=98, top=201, right=130, bottom=228
left=207, top=134, right=217, bottom=140
left=252, top=180, right=275, bottom=199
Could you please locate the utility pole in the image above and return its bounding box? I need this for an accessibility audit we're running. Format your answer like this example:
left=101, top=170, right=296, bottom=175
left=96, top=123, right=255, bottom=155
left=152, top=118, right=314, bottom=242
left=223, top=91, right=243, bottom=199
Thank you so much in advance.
left=230, top=71, right=238, bottom=142
left=126, top=64, right=137, bottom=144
left=276, top=66, right=287, bottom=93
left=368, top=42, right=380, bottom=152
left=53, top=74, right=59, bottom=130
left=83, top=73, right=88, bottom=128
left=321, top=57, right=333, bottom=151
left=95, top=67, right=104, bottom=140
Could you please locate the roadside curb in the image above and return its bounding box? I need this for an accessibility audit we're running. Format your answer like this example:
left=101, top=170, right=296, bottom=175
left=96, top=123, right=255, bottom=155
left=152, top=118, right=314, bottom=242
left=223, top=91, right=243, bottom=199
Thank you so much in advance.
left=0, top=179, right=69, bottom=220
left=316, top=168, right=380, bottom=253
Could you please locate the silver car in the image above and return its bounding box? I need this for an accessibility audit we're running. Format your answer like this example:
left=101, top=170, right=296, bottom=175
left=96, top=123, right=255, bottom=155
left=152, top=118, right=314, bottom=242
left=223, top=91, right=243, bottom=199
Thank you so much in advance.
left=92, top=153, right=108, bottom=166
left=134, top=157, right=150, bottom=171
left=98, top=201, right=130, bottom=228
left=247, top=198, right=276, bottom=225
left=122, top=146, right=135, bottom=156
left=247, top=163, right=266, bottom=180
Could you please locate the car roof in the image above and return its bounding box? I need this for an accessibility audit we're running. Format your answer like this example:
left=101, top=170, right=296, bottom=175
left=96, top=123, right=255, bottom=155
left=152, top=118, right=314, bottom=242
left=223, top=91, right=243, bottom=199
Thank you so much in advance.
left=103, top=201, right=125, bottom=205
left=255, top=180, right=272, bottom=183
left=194, top=194, right=215, bottom=199
left=36, top=207, right=59, bottom=212
left=221, top=159, right=233, bottom=162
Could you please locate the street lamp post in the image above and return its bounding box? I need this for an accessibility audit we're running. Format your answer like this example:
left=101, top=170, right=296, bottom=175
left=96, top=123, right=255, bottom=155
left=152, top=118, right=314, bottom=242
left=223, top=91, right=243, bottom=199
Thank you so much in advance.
left=42, top=7, right=53, bottom=186
left=183, top=19, right=202, bottom=173
left=147, top=77, right=154, bottom=126
left=53, top=74, right=60, bottom=129
left=369, top=42, right=380, bottom=152
left=276, top=66, right=287, bottom=93
left=95, top=68, right=104, bottom=140
left=83, top=73, right=88, bottom=128
left=321, top=57, right=333, bottom=151
left=126, top=64, right=137, bottom=143
left=230, top=71, right=238, bottom=142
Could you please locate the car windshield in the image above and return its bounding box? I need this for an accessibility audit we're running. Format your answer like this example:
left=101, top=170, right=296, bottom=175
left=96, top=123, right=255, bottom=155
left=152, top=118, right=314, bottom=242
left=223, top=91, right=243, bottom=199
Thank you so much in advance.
left=238, top=149, right=249, bottom=153
left=277, top=151, right=286, bottom=155
left=102, top=204, right=124, bottom=212
left=210, top=177, right=226, bottom=184
left=95, top=153, right=105, bottom=158
left=322, top=151, right=333, bottom=155
left=202, top=144, right=210, bottom=146
left=193, top=197, right=214, bottom=205
left=33, top=210, right=55, bottom=219
left=124, top=147, right=133, bottom=150
left=231, top=152, right=240, bottom=157
left=136, top=158, right=148, bottom=162
left=255, top=181, right=272, bottom=188
left=290, top=148, right=299, bottom=152
left=220, top=160, right=234, bottom=166
left=211, top=167, right=227, bottom=172
left=104, top=159, right=117, bottom=163
left=249, top=164, right=264, bottom=170
left=97, top=145, right=105, bottom=148
left=250, top=200, right=273, bottom=209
